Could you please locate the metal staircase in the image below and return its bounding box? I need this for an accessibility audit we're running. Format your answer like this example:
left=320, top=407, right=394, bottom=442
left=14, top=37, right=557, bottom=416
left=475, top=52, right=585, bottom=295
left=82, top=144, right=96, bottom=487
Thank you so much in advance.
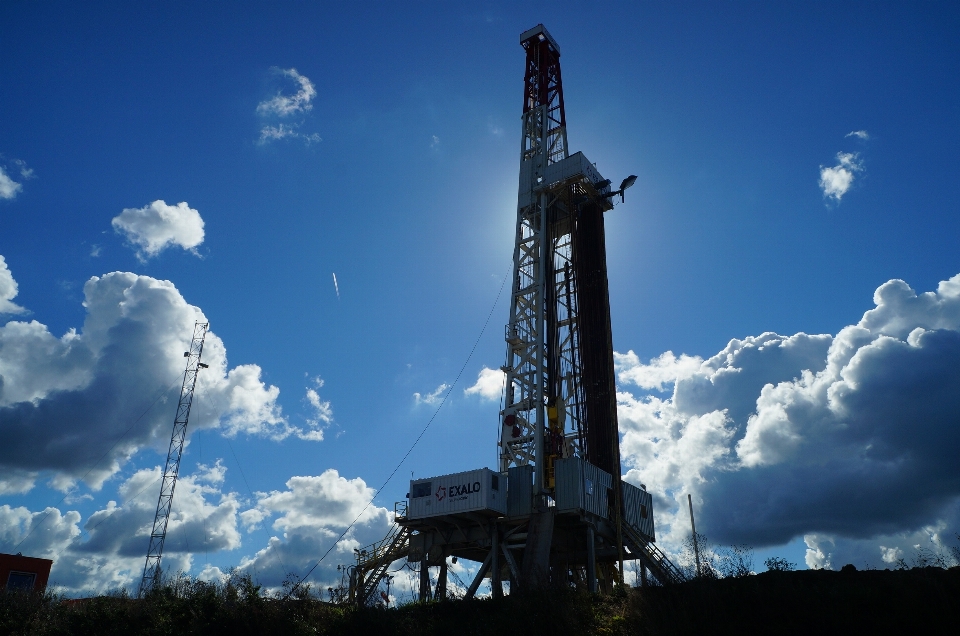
left=621, top=521, right=688, bottom=586
left=348, top=518, right=411, bottom=605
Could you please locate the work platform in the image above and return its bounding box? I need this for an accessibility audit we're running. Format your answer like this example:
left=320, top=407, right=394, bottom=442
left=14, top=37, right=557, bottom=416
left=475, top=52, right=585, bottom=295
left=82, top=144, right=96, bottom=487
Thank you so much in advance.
left=348, top=461, right=684, bottom=605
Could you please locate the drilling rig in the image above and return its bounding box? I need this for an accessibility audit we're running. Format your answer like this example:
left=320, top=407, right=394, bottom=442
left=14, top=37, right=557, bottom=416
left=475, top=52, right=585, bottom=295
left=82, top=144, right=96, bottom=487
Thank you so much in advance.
left=349, top=25, right=685, bottom=605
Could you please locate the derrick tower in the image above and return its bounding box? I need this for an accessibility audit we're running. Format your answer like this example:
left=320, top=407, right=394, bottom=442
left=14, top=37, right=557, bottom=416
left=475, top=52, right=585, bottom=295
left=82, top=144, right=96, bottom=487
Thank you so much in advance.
left=349, top=26, right=684, bottom=605
left=500, top=24, right=622, bottom=498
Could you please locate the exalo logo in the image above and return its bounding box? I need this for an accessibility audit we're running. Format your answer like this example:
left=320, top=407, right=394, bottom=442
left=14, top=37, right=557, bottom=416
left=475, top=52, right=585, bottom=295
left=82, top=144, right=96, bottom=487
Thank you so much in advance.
left=435, top=485, right=446, bottom=502
left=449, top=482, right=481, bottom=497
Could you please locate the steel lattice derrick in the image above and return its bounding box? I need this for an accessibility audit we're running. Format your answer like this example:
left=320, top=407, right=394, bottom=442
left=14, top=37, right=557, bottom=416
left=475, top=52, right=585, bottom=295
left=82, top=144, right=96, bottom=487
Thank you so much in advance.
left=501, top=25, right=574, bottom=494
left=138, top=321, right=209, bottom=598
left=547, top=205, right=585, bottom=459
left=521, top=25, right=567, bottom=165
left=500, top=197, right=545, bottom=478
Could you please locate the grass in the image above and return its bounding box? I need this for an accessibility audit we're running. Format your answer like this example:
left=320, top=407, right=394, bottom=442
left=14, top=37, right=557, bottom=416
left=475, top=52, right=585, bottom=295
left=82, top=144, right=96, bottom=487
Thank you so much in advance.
left=3, top=566, right=959, bottom=635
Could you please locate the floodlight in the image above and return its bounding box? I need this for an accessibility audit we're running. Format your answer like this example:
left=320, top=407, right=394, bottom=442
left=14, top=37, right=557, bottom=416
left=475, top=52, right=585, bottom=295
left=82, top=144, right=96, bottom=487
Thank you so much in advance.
left=620, top=175, right=637, bottom=191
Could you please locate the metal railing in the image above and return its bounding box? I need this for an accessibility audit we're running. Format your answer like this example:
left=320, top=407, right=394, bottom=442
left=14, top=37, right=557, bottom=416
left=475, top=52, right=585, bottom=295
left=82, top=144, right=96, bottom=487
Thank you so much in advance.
left=621, top=521, right=687, bottom=586
left=349, top=524, right=411, bottom=605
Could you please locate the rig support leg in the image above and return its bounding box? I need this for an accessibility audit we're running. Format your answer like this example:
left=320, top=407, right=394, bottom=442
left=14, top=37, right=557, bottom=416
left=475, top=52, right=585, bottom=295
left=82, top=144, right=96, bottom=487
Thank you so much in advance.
left=586, top=525, right=598, bottom=593
left=419, top=559, right=430, bottom=602
left=465, top=550, right=493, bottom=600
left=491, top=523, right=502, bottom=598
left=435, top=558, right=448, bottom=600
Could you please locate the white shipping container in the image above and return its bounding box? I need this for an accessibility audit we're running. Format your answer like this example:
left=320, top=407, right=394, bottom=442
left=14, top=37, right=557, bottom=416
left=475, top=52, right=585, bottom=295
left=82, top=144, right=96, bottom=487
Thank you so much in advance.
left=407, top=468, right=507, bottom=520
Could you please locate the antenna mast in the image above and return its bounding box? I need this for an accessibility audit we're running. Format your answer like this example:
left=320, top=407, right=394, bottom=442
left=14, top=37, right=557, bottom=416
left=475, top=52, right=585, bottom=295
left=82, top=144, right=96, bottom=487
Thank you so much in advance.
left=138, top=321, right=209, bottom=597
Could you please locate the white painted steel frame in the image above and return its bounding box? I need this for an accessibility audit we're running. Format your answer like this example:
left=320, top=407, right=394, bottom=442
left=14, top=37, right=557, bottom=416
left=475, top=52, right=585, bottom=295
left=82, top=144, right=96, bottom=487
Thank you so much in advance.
left=500, top=101, right=582, bottom=494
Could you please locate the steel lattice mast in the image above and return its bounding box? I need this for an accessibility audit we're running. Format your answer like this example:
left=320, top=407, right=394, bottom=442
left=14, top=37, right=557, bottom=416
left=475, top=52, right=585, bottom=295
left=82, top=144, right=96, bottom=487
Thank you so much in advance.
left=138, top=321, right=209, bottom=597
left=499, top=25, right=620, bottom=493
left=500, top=25, right=569, bottom=491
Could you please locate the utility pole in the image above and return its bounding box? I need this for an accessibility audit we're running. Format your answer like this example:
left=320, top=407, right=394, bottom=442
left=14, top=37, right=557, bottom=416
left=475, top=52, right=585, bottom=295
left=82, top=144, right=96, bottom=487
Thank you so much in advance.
left=138, top=322, right=209, bottom=597
left=688, top=494, right=702, bottom=577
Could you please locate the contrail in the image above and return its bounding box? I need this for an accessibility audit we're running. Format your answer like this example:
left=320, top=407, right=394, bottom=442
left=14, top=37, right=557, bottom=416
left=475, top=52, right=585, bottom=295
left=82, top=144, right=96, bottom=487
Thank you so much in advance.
left=332, top=272, right=340, bottom=300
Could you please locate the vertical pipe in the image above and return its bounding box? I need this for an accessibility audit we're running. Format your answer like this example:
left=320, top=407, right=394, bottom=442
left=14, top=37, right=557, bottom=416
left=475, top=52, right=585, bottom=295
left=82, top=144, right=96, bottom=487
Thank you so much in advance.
left=419, top=558, right=430, bottom=601
left=436, top=559, right=448, bottom=601
left=688, top=494, right=701, bottom=577
left=586, top=525, right=597, bottom=593
left=534, top=186, right=548, bottom=494
left=491, top=522, right=502, bottom=598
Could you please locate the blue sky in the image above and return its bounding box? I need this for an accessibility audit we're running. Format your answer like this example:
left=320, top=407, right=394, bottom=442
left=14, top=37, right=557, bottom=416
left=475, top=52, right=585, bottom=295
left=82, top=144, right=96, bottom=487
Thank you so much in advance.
left=2, top=1, right=960, bottom=595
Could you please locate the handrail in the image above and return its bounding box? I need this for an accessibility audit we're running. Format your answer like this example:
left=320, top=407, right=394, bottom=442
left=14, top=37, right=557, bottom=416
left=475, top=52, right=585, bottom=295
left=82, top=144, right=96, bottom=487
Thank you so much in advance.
left=350, top=524, right=411, bottom=605
left=621, top=521, right=687, bottom=585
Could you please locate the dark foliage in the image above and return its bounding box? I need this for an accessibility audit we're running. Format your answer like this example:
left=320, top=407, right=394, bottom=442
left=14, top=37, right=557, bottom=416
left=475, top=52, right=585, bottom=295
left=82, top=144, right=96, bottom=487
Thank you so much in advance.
left=3, top=567, right=959, bottom=635
left=764, top=556, right=796, bottom=572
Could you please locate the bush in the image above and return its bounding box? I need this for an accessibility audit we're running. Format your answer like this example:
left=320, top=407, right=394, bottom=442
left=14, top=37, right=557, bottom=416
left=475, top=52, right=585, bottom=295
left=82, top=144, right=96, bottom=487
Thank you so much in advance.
left=764, top=556, right=796, bottom=572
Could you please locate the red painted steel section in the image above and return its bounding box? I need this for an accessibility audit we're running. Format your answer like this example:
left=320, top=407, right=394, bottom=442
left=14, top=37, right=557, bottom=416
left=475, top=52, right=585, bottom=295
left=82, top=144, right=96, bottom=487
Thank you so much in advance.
left=521, top=26, right=567, bottom=164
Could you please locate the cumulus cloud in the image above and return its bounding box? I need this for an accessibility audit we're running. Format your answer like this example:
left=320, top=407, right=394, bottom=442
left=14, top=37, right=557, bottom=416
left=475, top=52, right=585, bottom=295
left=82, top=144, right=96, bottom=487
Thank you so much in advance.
left=819, top=151, right=863, bottom=202
left=236, top=469, right=393, bottom=590
left=414, top=383, right=449, bottom=405
left=0, top=267, right=287, bottom=493
left=464, top=367, right=504, bottom=401
left=618, top=273, right=960, bottom=567
left=846, top=130, right=870, bottom=140
left=0, top=166, right=22, bottom=200
left=111, top=200, right=205, bottom=261
left=0, top=462, right=242, bottom=595
left=615, top=350, right=702, bottom=392
left=0, top=255, right=27, bottom=315
left=256, top=68, right=321, bottom=146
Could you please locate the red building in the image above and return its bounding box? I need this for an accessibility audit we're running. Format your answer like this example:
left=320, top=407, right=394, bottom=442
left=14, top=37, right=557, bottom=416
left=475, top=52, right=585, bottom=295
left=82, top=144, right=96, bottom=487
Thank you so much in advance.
left=0, top=553, right=53, bottom=592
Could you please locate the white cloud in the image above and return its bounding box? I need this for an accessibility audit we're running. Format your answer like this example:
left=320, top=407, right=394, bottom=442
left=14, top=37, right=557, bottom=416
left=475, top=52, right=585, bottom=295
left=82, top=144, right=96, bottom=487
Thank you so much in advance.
left=256, top=68, right=321, bottom=146
left=236, top=469, right=393, bottom=590
left=0, top=166, right=22, bottom=200
left=846, top=130, right=870, bottom=140
left=430, top=135, right=440, bottom=149
left=803, top=507, right=960, bottom=570
left=464, top=367, right=504, bottom=401
left=258, top=123, right=321, bottom=145
left=0, top=267, right=287, bottom=492
left=257, top=470, right=380, bottom=530
left=615, top=350, right=702, bottom=392
left=0, top=462, right=242, bottom=596
left=111, top=200, right=205, bottom=261
left=298, top=378, right=333, bottom=442
left=414, top=383, right=449, bottom=405
left=617, top=272, right=960, bottom=564
left=257, top=68, right=316, bottom=117
left=0, top=255, right=27, bottom=315
left=819, top=151, right=863, bottom=202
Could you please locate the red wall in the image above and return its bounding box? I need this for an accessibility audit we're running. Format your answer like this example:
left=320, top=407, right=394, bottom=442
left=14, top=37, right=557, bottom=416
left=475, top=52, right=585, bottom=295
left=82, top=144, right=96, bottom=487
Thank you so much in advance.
left=0, top=553, right=53, bottom=592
